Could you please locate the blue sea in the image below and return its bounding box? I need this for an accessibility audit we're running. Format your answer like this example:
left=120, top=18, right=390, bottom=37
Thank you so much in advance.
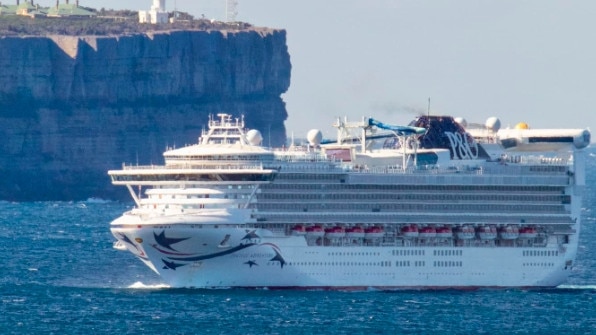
left=1, top=151, right=595, bottom=334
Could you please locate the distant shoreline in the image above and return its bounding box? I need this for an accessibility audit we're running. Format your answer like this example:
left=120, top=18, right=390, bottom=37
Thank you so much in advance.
left=0, top=10, right=255, bottom=37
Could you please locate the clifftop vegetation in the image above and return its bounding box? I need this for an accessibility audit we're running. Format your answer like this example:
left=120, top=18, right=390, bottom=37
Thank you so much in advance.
left=0, top=10, right=253, bottom=36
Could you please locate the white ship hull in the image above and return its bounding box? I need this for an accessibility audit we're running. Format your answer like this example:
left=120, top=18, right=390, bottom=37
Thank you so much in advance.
left=112, top=217, right=576, bottom=289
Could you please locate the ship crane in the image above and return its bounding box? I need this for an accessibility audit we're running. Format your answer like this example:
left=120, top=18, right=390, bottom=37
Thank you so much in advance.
left=367, top=118, right=426, bottom=169
left=333, top=116, right=426, bottom=170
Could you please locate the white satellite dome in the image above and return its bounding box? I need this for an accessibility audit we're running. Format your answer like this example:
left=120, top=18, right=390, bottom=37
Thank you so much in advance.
left=485, top=117, right=501, bottom=132
left=246, top=129, right=263, bottom=146
left=307, top=129, right=323, bottom=146
left=574, top=129, right=591, bottom=149
left=454, top=117, right=467, bottom=128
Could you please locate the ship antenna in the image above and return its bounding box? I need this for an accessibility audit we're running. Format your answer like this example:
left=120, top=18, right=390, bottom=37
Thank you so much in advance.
left=427, top=97, right=431, bottom=118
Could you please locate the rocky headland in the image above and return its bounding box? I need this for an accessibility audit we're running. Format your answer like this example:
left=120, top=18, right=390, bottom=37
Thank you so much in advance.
left=0, top=27, right=291, bottom=201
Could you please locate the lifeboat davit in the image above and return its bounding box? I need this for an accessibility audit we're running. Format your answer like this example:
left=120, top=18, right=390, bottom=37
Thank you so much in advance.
left=435, top=226, right=453, bottom=238
left=291, top=224, right=306, bottom=236
left=325, top=226, right=346, bottom=239
left=418, top=226, right=437, bottom=239
left=346, top=226, right=365, bottom=239
left=456, top=225, right=475, bottom=239
left=477, top=225, right=497, bottom=240
left=365, top=226, right=385, bottom=239
left=519, top=227, right=538, bottom=239
left=401, top=224, right=419, bottom=238
left=305, top=225, right=325, bottom=238
left=499, top=225, right=519, bottom=240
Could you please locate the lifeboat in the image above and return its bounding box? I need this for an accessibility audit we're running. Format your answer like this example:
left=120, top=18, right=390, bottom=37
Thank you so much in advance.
left=435, top=226, right=453, bottom=238
left=346, top=226, right=365, bottom=239
left=499, top=225, right=519, bottom=240
left=365, top=226, right=385, bottom=239
left=325, top=226, right=346, bottom=239
left=456, top=225, right=475, bottom=240
left=418, top=226, right=437, bottom=239
left=519, top=226, right=538, bottom=239
left=401, top=224, right=419, bottom=238
left=291, top=224, right=306, bottom=236
left=477, top=225, right=497, bottom=240
left=305, top=225, right=325, bottom=238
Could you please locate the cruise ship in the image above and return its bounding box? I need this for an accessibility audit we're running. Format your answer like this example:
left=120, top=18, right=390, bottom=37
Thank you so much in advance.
left=109, top=113, right=591, bottom=289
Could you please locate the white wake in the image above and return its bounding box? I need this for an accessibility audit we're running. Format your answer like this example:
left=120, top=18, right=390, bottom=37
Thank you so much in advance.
left=556, top=284, right=596, bottom=290
left=127, top=281, right=171, bottom=289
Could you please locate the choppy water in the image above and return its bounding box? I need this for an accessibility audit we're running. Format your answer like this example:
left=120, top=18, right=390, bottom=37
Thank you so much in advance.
left=1, top=151, right=595, bottom=334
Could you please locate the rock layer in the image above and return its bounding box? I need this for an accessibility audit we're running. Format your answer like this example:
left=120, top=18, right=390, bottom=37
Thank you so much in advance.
left=0, top=28, right=291, bottom=201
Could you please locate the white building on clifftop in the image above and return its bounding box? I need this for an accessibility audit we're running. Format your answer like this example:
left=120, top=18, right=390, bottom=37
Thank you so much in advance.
left=139, top=0, right=168, bottom=24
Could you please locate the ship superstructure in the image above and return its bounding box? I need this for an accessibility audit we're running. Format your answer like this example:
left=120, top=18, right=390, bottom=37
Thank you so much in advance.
left=109, top=113, right=590, bottom=288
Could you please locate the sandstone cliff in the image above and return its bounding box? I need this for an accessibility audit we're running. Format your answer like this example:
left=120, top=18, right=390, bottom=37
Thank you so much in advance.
left=0, top=28, right=291, bottom=201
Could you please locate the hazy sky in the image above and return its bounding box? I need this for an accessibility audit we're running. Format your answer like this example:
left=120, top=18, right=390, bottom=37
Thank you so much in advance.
left=54, top=1, right=596, bottom=137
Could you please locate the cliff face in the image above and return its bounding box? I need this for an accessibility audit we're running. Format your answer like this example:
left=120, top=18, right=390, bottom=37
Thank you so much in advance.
left=0, top=29, right=291, bottom=201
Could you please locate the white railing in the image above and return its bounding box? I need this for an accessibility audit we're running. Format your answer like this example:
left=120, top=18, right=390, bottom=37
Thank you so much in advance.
left=120, top=163, right=266, bottom=171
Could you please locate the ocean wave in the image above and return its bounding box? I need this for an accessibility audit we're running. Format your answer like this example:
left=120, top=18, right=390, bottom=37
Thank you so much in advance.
left=127, top=281, right=170, bottom=290
left=556, top=284, right=596, bottom=290
left=83, top=197, right=113, bottom=204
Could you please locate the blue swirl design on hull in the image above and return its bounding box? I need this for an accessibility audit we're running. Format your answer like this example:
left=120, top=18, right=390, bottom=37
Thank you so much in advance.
left=116, top=232, right=149, bottom=260
left=152, top=230, right=286, bottom=271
